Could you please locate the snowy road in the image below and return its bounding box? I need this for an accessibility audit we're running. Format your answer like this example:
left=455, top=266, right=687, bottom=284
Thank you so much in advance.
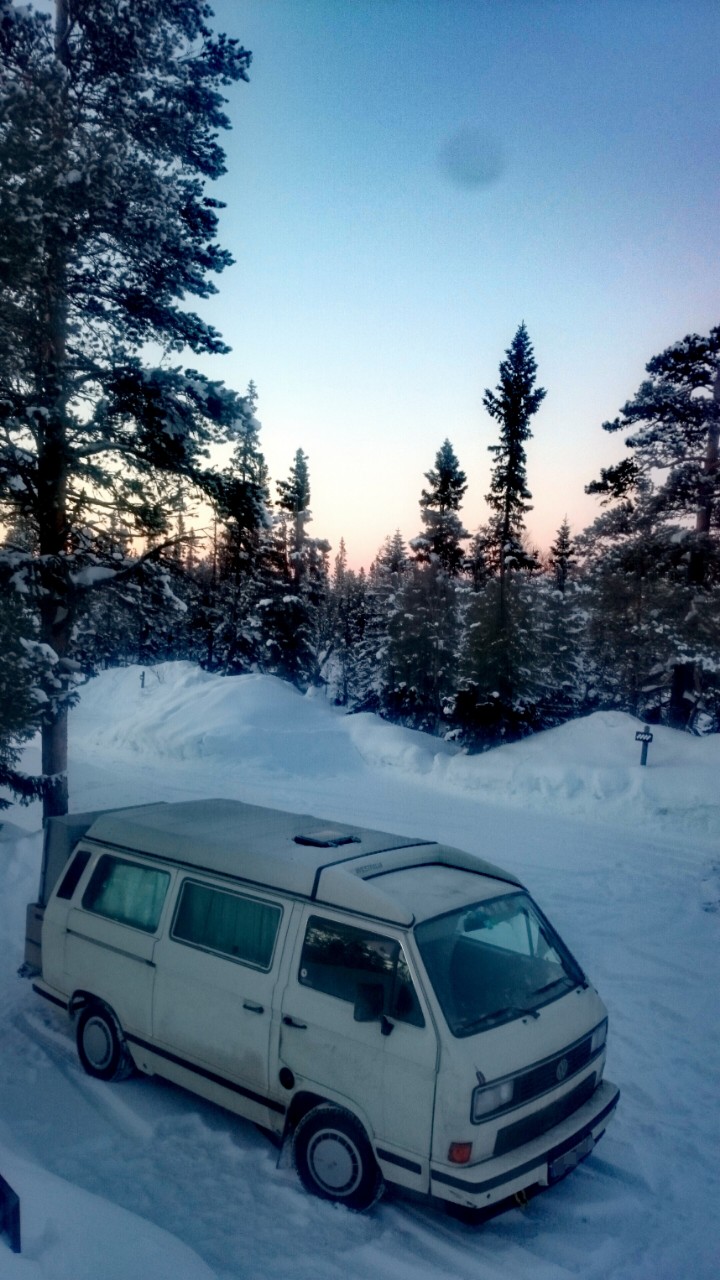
left=1, top=665, right=718, bottom=1279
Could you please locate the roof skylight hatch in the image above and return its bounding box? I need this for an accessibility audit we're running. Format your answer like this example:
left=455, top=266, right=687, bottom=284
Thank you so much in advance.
left=293, top=830, right=361, bottom=849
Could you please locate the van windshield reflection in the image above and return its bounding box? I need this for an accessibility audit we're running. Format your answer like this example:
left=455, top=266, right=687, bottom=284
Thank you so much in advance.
left=415, top=892, right=585, bottom=1037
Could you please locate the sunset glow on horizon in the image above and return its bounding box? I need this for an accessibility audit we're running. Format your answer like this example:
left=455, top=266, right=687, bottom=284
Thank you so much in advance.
left=193, top=0, right=718, bottom=571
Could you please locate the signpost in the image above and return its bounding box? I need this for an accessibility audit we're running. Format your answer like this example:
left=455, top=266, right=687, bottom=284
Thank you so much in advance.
left=635, top=726, right=654, bottom=766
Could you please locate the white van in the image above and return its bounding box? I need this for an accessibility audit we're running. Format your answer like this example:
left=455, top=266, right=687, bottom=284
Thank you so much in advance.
left=29, top=799, right=619, bottom=1213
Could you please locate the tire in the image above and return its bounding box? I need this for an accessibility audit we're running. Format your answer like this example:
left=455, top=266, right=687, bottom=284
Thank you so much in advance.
left=293, top=1105, right=384, bottom=1211
left=76, top=1004, right=134, bottom=1082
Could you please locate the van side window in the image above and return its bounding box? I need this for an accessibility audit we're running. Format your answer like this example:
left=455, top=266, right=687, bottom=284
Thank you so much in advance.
left=56, top=849, right=91, bottom=900
left=171, top=881, right=281, bottom=970
left=299, top=917, right=424, bottom=1027
left=82, top=855, right=169, bottom=933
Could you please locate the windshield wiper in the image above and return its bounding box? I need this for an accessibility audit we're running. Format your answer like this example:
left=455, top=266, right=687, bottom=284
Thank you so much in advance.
left=457, top=1005, right=540, bottom=1034
left=533, top=977, right=574, bottom=999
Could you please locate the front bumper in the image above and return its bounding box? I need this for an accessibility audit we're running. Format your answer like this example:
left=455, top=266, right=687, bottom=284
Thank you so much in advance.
left=430, top=1079, right=619, bottom=1209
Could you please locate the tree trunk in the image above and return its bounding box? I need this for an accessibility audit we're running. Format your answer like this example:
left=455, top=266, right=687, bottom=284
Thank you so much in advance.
left=41, top=705, right=69, bottom=818
left=668, top=662, right=696, bottom=731
left=37, top=0, right=72, bottom=820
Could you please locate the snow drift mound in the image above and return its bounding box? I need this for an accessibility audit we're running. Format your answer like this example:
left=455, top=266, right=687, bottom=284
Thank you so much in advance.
left=69, top=664, right=720, bottom=840
left=0, top=1140, right=216, bottom=1280
left=442, top=710, right=720, bottom=838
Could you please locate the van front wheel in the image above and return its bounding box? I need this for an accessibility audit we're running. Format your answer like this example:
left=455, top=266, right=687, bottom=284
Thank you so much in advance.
left=293, top=1105, right=384, bottom=1211
left=76, top=1004, right=133, bottom=1082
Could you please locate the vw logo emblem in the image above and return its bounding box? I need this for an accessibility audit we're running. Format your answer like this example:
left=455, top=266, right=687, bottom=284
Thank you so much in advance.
left=556, top=1057, right=569, bottom=1082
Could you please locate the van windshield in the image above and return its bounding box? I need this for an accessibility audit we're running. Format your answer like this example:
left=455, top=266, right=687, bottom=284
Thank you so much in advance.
left=414, top=891, right=585, bottom=1037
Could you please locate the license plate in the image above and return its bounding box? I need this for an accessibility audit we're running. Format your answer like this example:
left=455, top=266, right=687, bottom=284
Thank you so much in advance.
left=548, top=1134, right=594, bottom=1183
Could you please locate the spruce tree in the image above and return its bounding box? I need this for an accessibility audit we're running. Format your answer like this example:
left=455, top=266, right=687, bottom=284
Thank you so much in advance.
left=410, top=439, right=468, bottom=576
left=535, top=520, right=587, bottom=724
left=383, top=564, right=460, bottom=732
left=260, top=450, right=330, bottom=688
left=210, top=384, right=272, bottom=674
left=0, top=589, right=46, bottom=808
left=0, top=1, right=253, bottom=815
left=483, top=322, right=546, bottom=624
left=454, top=325, right=546, bottom=742
left=276, top=449, right=312, bottom=588
left=364, top=532, right=409, bottom=714
left=576, top=501, right=679, bottom=721
left=548, top=517, right=575, bottom=594
left=329, top=541, right=369, bottom=707
left=387, top=439, right=468, bottom=732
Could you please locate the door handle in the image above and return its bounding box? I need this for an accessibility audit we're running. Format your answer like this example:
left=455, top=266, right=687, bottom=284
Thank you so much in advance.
left=243, top=1000, right=264, bottom=1014
left=282, top=1015, right=307, bottom=1029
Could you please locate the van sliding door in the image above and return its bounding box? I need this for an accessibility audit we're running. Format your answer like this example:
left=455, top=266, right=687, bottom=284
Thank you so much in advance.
left=151, top=878, right=286, bottom=1108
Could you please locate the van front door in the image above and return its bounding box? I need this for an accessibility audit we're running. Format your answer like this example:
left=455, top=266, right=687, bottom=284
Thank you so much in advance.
left=280, top=911, right=437, bottom=1186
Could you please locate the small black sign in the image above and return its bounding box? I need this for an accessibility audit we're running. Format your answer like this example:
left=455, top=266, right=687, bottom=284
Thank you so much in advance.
left=635, top=731, right=654, bottom=743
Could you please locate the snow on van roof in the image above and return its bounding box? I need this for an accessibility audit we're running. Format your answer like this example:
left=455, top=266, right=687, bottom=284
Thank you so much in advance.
left=365, top=863, right=518, bottom=924
left=83, top=799, right=521, bottom=926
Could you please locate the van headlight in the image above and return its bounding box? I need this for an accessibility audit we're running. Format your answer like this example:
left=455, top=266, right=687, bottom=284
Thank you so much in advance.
left=590, top=1019, right=608, bottom=1056
left=471, top=1078, right=514, bottom=1121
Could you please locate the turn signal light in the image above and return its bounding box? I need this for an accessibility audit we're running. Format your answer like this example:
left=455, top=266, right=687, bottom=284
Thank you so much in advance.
left=448, top=1142, right=473, bottom=1164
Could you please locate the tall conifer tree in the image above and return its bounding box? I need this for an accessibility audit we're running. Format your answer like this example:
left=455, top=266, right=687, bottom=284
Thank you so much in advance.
left=454, top=325, right=546, bottom=743
left=0, top=1, right=253, bottom=815
left=585, top=327, right=720, bottom=727
left=483, top=323, right=546, bottom=625
left=410, top=439, right=468, bottom=576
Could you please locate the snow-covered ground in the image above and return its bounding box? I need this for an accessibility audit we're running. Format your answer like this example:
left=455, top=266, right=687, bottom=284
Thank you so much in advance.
left=1, top=662, right=718, bottom=1279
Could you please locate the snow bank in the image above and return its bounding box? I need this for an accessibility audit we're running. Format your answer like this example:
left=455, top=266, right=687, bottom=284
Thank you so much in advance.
left=0, top=1142, right=216, bottom=1280
left=70, top=665, right=720, bottom=840
left=442, top=711, right=720, bottom=839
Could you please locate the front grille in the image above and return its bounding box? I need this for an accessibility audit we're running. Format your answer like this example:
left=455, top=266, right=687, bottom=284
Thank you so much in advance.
left=494, top=1074, right=597, bottom=1157
left=513, top=1034, right=594, bottom=1105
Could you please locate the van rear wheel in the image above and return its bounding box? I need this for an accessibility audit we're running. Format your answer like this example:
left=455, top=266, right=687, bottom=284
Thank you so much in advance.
left=76, top=1004, right=133, bottom=1082
left=293, top=1105, right=384, bottom=1211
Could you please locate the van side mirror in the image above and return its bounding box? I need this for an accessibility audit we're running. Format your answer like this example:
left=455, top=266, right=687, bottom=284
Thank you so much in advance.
left=354, top=981, right=384, bottom=1023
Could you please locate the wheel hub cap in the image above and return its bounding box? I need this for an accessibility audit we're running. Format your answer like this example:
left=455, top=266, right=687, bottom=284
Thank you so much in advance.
left=308, top=1129, right=362, bottom=1195
left=84, top=1017, right=112, bottom=1069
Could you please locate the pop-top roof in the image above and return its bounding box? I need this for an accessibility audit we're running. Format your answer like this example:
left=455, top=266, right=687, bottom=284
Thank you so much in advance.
left=82, top=798, right=521, bottom=926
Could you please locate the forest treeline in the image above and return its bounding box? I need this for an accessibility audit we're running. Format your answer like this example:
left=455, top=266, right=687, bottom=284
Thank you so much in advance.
left=0, top=2, right=718, bottom=820
left=6, top=320, right=718, bottom=761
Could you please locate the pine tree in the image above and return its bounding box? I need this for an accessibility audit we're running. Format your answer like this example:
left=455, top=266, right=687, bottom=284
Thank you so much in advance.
left=455, top=569, right=544, bottom=746
left=585, top=327, right=720, bottom=728
left=260, top=450, right=330, bottom=688
left=361, top=532, right=409, bottom=713
left=383, top=564, right=460, bottom=732
left=0, top=587, right=46, bottom=807
left=454, top=325, right=546, bottom=742
left=410, top=439, right=468, bottom=576
left=276, top=448, right=312, bottom=586
left=385, top=440, right=467, bottom=732
left=464, top=528, right=493, bottom=591
left=548, top=517, right=575, bottom=594
left=210, top=384, right=272, bottom=674
left=0, top=1, right=253, bottom=815
left=534, top=521, right=588, bottom=724
left=483, top=322, right=546, bottom=624
left=329, top=540, right=370, bottom=707
left=575, top=502, right=680, bottom=720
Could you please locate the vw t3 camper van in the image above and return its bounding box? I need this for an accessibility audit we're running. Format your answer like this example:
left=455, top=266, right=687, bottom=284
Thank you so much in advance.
left=28, top=800, right=619, bottom=1212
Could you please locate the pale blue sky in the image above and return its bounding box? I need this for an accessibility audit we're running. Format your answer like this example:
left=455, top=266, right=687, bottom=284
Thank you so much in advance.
left=200, top=0, right=719, bottom=569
